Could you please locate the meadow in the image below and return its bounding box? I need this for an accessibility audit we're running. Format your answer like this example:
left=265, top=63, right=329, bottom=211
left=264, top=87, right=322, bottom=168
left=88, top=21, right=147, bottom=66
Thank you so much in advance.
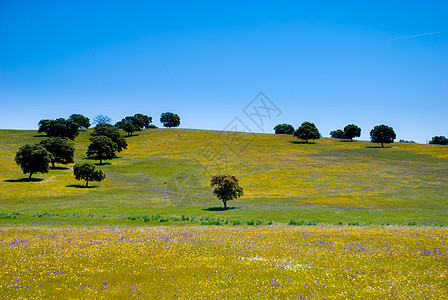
left=1, top=225, right=447, bottom=299
left=0, top=128, right=447, bottom=226
left=1, top=128, right=447, bottom=298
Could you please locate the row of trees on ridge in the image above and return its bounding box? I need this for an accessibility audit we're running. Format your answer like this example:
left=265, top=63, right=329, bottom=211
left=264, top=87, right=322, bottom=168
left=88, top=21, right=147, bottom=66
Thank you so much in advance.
left=275, top=122, right=446, bottom=147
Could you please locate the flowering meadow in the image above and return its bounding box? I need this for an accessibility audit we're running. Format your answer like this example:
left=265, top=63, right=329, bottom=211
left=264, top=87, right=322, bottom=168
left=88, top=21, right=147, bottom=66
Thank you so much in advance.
left=1, top=225, right=447, bottom=299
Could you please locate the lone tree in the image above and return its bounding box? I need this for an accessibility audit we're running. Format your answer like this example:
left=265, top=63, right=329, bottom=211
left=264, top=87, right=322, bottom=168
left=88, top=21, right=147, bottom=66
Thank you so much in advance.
left=38, top=118, right=79, bottom=140
left=122, top=122, right=136, bottom=136
left=160, top=112, right=180, bottom=128
left=210, top=175, right=244, bottom=209
left=294, top=122, right=321, bottom=143
left=86, top=136, right=117, bottom=164
left=429, top=136, right=448, bottom=145
left=370, top=125, right=396, bottom=148
left=39, top=137, right=75, bottom=168
left=73, top=162, right=105, bottom=187
left=15, top=144, right=50, bottom=179
left=69, top=114, right=90, bottom=129
left=343, top=124, right=361, bottom=141
left=93, top=115, right=112, bottom=125
left=274, top=124, right=295, bottom=134
left=330, top=129, right=344, bottom=139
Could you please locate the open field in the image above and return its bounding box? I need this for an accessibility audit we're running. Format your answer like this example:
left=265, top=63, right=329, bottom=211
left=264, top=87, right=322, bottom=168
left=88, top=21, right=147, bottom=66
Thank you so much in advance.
left=1, top=129, right=447, bottom=298
left=0, top=128, right=447, bottom=226
left=1, top=225, right=447, bottom=299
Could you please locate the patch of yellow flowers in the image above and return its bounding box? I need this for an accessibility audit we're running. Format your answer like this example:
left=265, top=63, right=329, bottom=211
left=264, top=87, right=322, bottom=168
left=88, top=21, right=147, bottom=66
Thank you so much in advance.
left=1, top=225, right=447, bottom=299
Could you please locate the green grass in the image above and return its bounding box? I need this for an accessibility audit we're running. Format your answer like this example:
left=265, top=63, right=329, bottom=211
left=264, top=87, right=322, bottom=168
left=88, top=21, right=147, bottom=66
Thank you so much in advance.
left=0, top=128, right=447, bottom=226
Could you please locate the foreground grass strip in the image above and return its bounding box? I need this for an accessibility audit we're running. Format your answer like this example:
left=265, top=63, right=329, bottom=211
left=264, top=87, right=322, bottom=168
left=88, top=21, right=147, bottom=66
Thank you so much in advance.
left=1, top=225, right=447, bottom=298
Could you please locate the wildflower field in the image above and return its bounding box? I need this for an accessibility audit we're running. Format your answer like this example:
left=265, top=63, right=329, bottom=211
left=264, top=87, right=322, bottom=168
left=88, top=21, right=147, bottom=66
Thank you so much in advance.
left=1, top=225, right=447, bottom=299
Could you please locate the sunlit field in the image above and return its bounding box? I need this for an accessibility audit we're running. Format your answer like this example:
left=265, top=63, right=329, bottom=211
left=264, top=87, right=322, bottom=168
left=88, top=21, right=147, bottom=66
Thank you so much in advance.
left=1, top=129, right=447, bottom=298
left=1, top=225, right=447, bottom=299
left=0, top=128, right=447, bottom=225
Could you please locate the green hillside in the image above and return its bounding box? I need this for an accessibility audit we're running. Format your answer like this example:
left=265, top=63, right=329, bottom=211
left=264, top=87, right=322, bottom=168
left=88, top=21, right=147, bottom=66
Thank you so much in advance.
left=1, top=128, right=447, bottom=226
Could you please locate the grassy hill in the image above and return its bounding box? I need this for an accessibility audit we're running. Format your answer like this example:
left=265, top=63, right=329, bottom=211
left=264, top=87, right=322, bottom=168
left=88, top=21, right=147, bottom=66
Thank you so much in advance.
left=1, top=128, right=447, bottom=226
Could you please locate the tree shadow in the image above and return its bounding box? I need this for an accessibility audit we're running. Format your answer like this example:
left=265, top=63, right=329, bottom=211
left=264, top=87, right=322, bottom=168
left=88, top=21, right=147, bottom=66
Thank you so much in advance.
left=289, top=141, right=316, bottom=145
left=66, top=184, right=99, bottom=189
left=82, top=157, right=115, bottom=164
left=202, top=207, right=237, bottom=211
left=4, top=178, right=44, bottom=183
left=50, top=166, right=70, bottom=170
left=33, top=134, right=47, bottom=138
left=366, top=146, right=392, bottom=149
left=124, top=134, right=139, bottom=138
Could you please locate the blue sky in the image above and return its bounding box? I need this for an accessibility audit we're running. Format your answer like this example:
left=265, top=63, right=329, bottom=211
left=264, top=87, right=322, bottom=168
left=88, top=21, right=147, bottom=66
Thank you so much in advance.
left=1, top=1, right=447, bottom=143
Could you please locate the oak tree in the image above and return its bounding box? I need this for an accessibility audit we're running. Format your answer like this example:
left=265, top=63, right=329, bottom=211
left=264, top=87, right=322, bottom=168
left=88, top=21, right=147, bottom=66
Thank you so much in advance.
left=15, top=144, right=50, bottom=179
left=73, top=162, right=105, bottom=187
left=370, top=125, right=396, bottom=148
left=210, top=175, right=244, bottom=209
left=293, top=122, right=321, bottom=143
left=39, top=137, right=75, bottom=168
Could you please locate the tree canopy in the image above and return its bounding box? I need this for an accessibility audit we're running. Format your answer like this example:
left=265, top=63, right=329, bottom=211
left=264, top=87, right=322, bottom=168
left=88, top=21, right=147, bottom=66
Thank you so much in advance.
left=274, top=124, right=295, bottom=134
left=293, top=122, right=321, bottom=143
left=429, top=136, right=448, bottom=145
left=115, top=114, right=152, bottom=131
left=86, top=136, right=117, bottom=164
left=73, top=162, right=105, bottom=187
left=330, top=129, right=344, bottom=139
left=370, top=125, right=396, bottom=148
left=15, top=144, right=50, bottom=179
left=122, top=122, right=136, bottom=136
left=68, top=114, right=90, bottom=129
left=134, top=114, right=153, bottom=129
left=343, top=124, right=361, bottom=141
left=160, top=112, right=180, bottom=128
left=210, top=175, right=244, bottom=209
left=91, top=124, right=127, bottom=152
left=39, top=137, right=75, bottom=168
left=38, top=118, right=79, bottom=140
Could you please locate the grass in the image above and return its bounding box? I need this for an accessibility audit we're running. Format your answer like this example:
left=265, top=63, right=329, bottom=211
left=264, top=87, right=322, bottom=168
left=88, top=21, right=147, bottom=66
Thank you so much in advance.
left=1, top=225, right=447, bottom=298
left=0, top=128, right=447, bottom=226
left=1, top=128, right=447, bottom=298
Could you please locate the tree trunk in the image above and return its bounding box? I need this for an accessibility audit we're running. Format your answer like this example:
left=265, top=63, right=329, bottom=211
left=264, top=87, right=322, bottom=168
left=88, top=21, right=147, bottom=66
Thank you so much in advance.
left=52, top=161, right=55, bottom=168
left=100, top=158, right=102, bottom=164
left=29, top=172, right=33, bottom=179
left=86, top=180, right=89, bottom=187
left=381, top=142, right=384, bottom=148
left=223, top=200, right=227, bottom=209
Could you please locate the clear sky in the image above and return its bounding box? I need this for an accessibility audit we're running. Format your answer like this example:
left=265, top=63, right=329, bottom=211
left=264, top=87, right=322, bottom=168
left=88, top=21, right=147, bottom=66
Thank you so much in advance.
left=1, top=0, right=447, bottom=143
